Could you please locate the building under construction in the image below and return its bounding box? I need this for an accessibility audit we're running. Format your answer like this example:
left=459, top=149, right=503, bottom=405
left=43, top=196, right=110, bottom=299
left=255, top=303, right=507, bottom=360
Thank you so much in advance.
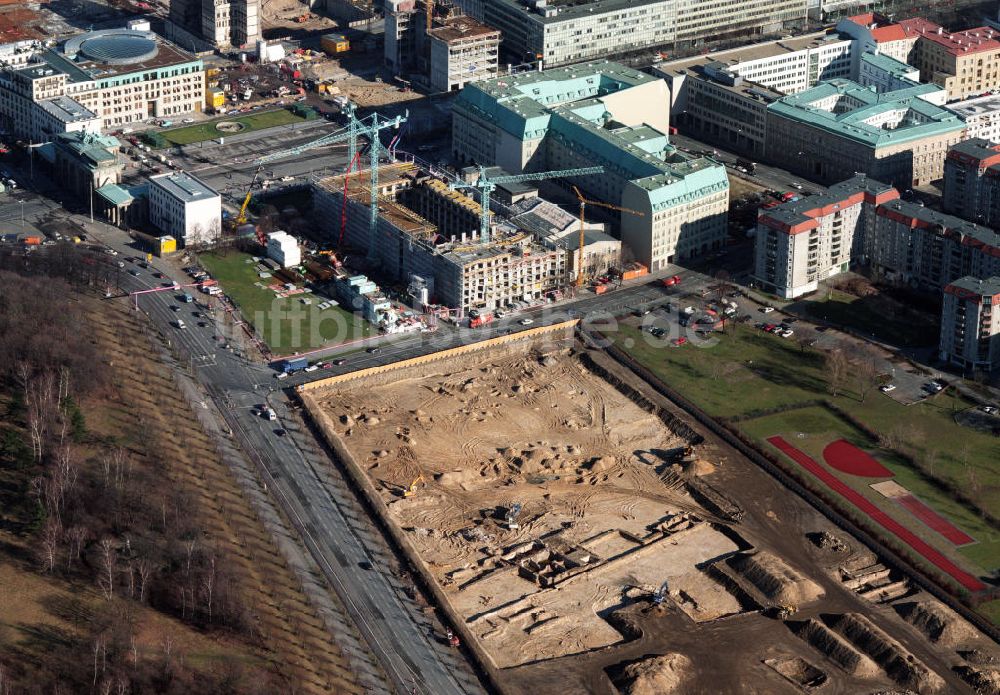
left=384, top=0, right=500, bottom=92
left=313, top=163, right=579, bottom=312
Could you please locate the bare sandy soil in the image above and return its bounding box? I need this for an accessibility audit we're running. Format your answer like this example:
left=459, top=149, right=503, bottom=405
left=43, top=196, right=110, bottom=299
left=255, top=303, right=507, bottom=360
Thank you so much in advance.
left=304, top=342, right=999, bottom=693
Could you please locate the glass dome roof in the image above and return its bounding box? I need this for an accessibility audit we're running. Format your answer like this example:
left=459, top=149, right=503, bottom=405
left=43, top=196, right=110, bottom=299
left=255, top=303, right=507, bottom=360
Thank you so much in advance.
left=78, top=34, right=158, bottom=64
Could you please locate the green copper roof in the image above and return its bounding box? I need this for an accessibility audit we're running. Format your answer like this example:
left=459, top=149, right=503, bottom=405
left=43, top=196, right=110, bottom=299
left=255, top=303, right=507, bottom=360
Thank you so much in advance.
left=859, top=51, right=917, bottom=79
left=96, top=183, right=134, bottom=206
left=454, top=60, right=728, bottom=208
left=768, top=78, right=964, bottom=147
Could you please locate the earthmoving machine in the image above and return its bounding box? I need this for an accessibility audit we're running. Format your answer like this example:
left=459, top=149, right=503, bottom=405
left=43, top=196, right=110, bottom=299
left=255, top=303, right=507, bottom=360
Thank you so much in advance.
left=652, top=581, right=669, bottom=607
left=668, top=445, right=695, bottom=464
left=504, top=502, right=523, bottom=530
left=403, top=474, right=425, bottom=497
left=448, top=165, right=604, bottom=244
left=570, top=185, right=644, bottom=286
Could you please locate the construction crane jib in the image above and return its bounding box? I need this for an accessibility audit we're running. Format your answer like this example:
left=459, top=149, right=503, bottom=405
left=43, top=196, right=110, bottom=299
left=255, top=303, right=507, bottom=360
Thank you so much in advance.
left=239, top=102, right=406, bottom=259
left=571, top=185, right=644, bottom=286
left=447, top=165, right=603, bottom=244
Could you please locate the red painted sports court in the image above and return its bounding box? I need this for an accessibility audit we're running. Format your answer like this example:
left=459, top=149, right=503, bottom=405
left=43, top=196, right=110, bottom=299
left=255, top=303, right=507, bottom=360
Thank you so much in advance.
left=768, top=436, right=985, bottom=593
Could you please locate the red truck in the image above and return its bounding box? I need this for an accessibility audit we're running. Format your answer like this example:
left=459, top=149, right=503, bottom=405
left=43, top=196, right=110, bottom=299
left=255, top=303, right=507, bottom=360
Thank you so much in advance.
left=469, top=312, right=493, bottom=329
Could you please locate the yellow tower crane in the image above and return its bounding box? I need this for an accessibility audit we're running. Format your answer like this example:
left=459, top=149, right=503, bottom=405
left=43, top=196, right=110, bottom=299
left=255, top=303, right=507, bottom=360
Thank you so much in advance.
left=571, top=186, right=645, bottom=286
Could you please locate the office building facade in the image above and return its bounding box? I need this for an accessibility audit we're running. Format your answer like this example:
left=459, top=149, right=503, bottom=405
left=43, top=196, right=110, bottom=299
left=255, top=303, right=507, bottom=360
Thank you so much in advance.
left=450, top=0, right=804, bottom=68
left=148, top=171, right=222, bottom=247
left=452, top=61, right=729, bottom=270
left=0, top=29, right=205, bottom=137
left=765, top=79, right=965, bottom=188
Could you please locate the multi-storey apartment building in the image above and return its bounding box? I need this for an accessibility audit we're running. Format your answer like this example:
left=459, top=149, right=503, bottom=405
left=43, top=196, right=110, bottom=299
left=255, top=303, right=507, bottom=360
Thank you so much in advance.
left=865, top=200, right=1000, bottom=287
left=907, top=20, right=1000, bottom=102
left=765, top=78, right=965, bottom=188
left=452, top=61, right=729, bottom=269
left=940, top=275, right=1000, bottom=373
left=941, top=138, right=1000, bottom=227
left=753, top=175, right=1000, bottom=298
left=753, top=175, right=899, bottom=297
left=0, top=29, right=205, bottom=137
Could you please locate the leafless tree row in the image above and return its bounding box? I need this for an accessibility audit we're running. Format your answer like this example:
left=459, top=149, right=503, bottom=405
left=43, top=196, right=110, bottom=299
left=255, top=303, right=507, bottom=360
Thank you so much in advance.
left=0, top=262, right=281, bottom=693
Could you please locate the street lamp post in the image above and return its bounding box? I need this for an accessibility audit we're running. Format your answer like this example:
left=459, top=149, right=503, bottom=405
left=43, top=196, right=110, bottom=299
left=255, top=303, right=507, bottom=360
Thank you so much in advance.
left=19, top=200, right=24, bottom=230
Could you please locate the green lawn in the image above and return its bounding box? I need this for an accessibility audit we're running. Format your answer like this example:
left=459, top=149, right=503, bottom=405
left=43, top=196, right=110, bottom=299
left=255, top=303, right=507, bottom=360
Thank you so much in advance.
left=199, top=249, right=371, bottom=352
left=979, top=599, right=1000, bottom=625
left=788, top=289, right=939, bottom=347
left=613, top=323, right=828, bottom=418
left=159, top=109, right=307, bottom=146
left=606, top=320, right=1000, bottom=593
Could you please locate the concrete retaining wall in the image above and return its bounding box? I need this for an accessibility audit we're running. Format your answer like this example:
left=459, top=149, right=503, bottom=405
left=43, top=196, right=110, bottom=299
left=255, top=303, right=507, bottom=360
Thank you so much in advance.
left=297, top=320, right=578, bottom=392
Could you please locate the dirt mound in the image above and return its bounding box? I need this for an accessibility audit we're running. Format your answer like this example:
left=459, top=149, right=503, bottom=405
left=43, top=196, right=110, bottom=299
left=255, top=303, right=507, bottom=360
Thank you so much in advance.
left=435, top=469, right=481, bottom=488
left=832, top=613, right=944, bottom=692
left=962, top=649, right=1000, bottom=667
left=731, top=552, right=824, bottom=606
left=795, top=619, right=879, bottom=677
left=618, top=653, right=692, bottom=695
left=896, top=600, right=978, bottom=646
left=955, top=665, right=1000, bottom=695
left=684, top=458, right=715, bottom=476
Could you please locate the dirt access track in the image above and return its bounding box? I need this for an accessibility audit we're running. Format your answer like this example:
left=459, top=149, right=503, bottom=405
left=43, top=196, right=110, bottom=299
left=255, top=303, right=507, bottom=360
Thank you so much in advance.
left=299, top=332, right=999, bottom=694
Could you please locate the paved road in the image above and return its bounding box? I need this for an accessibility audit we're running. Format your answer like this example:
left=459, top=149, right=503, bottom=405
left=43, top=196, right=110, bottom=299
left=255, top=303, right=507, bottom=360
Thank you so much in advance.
left=272, top=269, right=714, bottom=385
left=86, top=227, right=486, bottom=695
left=668, top=132, right=826, bottom=196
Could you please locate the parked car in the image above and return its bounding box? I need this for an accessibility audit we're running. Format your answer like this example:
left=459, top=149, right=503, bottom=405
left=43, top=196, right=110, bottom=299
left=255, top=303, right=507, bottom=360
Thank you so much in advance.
left=779, top=329, right=794, bottom=338
left=670, top=337, right=688, bottom=347
left=760, top=306, right=775, bottom=313
left=880, top=384, right=896, bottom=393
left=662, top=275, right=682, bottom=287
left=982, top=405, right=998, bottom=414
left=519, top=318, right=534, bottom=325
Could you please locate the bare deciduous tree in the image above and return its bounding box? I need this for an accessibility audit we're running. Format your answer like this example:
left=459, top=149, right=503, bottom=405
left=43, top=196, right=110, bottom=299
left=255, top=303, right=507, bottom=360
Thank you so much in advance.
left=202, top=554, right=217, bottom=623
left=97, top=538, right=117, bottom=600
left=66, top=525, right=89, bottom=569
left=852, top=346, right=881, bottom=403
left=39, top=518, right=62, bottom=573
left=135, top=558, right=155, bottom=604
left=825, top=349, right=849, bottom=397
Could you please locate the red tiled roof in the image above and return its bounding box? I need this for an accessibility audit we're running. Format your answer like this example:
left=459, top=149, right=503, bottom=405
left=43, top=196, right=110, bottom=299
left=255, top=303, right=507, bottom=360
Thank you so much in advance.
left=871, top=25, right=908, bottom=43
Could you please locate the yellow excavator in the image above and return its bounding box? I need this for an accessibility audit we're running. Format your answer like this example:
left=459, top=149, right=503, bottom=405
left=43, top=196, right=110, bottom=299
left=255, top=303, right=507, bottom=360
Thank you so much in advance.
left=403, top=474, right=425, bottom=497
